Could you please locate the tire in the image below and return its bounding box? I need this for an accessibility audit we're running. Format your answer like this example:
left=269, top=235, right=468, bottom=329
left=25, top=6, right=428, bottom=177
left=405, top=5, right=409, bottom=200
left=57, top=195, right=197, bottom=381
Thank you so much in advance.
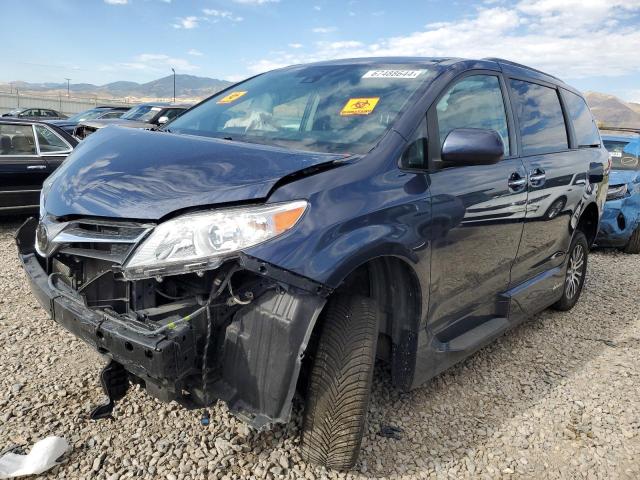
left=623, top=227, right=640, bottom=254
left=552, top=231, right=588, bottom=311
left=301, top=294, right=378, bottom=471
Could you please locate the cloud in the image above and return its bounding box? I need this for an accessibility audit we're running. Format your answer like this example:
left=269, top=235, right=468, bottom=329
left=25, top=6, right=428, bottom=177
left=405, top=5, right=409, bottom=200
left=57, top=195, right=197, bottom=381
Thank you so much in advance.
left=173, top=16, right=199, bottom=29
left=232, top=0, right=279, bottom=4
left=109, top=54, right=200, bottom=73
left=104, top=0, right=127, bottom=4
left=187, top=49, right=204, bottom=56
left=202, top=8, right=243, bottom=22
left=312, top=26, right=337, bottom=33
left=313, top=5, right=322, bottom=10
left=246, top=0, right=640, bottom=81
left=288, top=43, right=303, bottom=49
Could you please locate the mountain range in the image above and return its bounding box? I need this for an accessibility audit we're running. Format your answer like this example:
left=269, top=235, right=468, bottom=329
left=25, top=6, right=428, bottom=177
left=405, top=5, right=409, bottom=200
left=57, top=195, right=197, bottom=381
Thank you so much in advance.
left=3, top=74, right=232, bottom=100
left=584, top=92, right=640, bottom=129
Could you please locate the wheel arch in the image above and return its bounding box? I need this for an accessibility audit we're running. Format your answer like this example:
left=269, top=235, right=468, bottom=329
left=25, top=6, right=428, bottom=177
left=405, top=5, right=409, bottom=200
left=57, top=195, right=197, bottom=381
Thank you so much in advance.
left=304, top=254, right=425, bottom=392
left=576, top=201, right=599, bottom=247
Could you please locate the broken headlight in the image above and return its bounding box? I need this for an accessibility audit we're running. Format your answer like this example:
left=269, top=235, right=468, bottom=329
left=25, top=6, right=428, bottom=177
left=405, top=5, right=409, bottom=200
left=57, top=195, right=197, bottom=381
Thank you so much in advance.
left=123, top=200, right=307, bottom=279
left=606, top=184, right=628, bottom=201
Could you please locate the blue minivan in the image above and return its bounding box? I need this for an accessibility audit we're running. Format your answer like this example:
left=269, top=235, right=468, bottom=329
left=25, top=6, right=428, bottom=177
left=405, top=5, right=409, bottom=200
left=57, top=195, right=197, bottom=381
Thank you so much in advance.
left=596, top=129, right=640, bottom=253
left=17, top=57, right=609, bottom=470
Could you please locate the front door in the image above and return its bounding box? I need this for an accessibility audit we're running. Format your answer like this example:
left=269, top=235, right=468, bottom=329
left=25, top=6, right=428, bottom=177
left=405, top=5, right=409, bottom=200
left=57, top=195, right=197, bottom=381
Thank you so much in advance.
left=425, top=73, right=527, bottom=333
left=0, top=123, right=48, bottom=211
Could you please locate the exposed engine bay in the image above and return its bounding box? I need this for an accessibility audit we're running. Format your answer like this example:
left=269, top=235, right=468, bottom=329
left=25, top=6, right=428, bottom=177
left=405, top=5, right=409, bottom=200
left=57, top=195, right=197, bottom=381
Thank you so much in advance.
left=17, top=217, right=328, bottom=428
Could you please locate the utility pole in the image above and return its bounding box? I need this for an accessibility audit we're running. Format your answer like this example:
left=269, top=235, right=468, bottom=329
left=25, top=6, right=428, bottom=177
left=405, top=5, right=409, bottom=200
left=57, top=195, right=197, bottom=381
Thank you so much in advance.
left=171, top=67, right=176, bottom=103
left=64, top=78, right=71, bottom=97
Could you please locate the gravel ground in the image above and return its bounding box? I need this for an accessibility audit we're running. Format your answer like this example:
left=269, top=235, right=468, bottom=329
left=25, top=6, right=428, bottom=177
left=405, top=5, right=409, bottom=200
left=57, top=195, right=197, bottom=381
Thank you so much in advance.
left=1, top=217, right=639, bottom=480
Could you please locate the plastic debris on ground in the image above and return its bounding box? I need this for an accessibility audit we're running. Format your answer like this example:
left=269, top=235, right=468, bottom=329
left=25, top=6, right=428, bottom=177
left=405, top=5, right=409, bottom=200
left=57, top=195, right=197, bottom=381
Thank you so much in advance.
left=0, top=436, right=70, bottom=479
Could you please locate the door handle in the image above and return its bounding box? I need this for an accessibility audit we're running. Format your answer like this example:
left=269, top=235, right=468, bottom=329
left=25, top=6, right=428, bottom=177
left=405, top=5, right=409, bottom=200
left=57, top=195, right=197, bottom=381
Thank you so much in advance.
left=27, top=165, right=46, bottom=170
left=508, top=172, right=527, bottom=191
left=529, top=168, right=546, bottom=187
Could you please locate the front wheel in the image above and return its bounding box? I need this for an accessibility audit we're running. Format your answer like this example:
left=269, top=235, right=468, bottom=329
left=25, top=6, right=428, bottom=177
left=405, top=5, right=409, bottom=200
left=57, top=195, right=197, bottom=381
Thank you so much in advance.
left=300, top=294, right=378, bottom=471
left=552, top=231, right=588, bottom=311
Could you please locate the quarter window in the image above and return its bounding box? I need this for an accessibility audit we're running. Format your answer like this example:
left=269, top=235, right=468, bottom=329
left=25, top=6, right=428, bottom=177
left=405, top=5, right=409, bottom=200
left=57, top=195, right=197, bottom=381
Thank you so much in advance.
left=35, top=125, right=70, bottom=153
left=562, top=90, right=600, bottom=147
left=509, top=80, right=568, bottom=155
left=0, top=124, right=37, bottom=155
left=436, top=75, right=510, bottom=156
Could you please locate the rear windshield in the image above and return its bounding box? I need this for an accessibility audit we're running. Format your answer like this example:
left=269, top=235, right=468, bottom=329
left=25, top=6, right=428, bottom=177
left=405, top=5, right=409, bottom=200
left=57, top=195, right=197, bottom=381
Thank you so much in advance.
left=121, top=105, right=163, bottom=122
left=165, top=64, right=439, bottom=154
left=603, top=139, right=639, bottom=170
left=67, top=108, right=110, bottom=123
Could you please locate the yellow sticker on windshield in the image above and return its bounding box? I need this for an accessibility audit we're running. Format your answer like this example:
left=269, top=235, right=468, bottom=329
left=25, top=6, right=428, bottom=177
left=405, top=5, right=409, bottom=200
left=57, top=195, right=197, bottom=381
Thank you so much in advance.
left=217, top=91, right=248, bottom=104
left=340, top=97, right=380, bottom=116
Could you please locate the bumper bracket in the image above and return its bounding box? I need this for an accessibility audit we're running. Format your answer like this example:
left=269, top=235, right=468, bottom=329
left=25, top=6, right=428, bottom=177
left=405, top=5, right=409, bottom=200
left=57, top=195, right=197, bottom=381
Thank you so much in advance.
left=89, top=361, right=130, bottom=420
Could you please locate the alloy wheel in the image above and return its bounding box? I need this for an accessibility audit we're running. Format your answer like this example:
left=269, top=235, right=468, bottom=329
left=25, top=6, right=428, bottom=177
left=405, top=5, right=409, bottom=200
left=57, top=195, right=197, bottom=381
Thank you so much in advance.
left=565, top=244, right=584, bottom=299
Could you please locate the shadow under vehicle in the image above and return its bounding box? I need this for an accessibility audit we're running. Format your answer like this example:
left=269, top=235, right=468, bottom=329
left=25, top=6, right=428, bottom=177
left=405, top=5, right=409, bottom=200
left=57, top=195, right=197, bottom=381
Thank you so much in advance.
left=595, top=127, right=640, bottom=253
left=72, top=102, right=190, bottom=139
left=0, top=118, right=77, bottom=214
left=17, top=57, right=608, bottom=470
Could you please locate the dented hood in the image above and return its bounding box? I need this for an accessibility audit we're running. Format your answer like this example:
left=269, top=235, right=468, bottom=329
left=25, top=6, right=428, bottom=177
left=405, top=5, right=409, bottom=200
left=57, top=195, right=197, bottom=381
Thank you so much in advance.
left=44, top=126, right=342, bottom=220
left=609, top=169, right=640, bottom=186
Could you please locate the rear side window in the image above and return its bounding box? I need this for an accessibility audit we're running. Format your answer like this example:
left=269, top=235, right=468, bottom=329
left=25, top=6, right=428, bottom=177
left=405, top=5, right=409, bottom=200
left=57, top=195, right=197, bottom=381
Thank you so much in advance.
left=563, top=90, right=600, bottom=147
left=509, top=79, right=568, bottom=156
left=436, top=75, right=510, bottom=156
left=35, top=125, right=71, bottom=153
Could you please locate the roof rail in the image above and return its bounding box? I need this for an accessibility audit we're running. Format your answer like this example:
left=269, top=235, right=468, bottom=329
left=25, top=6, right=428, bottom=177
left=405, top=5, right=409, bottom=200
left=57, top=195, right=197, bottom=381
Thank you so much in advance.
left=483, top=57, right=562, bottom=81
left=599, top=126, right=640, bottom=134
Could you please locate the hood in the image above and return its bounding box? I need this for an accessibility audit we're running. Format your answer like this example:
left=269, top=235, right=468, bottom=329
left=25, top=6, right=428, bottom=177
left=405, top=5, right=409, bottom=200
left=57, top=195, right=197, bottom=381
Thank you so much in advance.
left=81, top=118, right=152, bottom=129
left=44, top=126, right=343, bottom=220
left=610, top=169, right=640, bottom=186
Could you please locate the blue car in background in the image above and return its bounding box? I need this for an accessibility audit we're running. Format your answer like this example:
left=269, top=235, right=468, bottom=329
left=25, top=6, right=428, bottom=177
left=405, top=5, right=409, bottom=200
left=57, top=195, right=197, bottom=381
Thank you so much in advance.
left=596, top=129, right=640, bottom=253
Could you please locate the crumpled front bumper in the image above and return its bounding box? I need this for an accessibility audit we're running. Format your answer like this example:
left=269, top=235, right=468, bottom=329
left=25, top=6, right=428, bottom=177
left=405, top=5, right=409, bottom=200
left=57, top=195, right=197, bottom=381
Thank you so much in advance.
left=596, top=199, right=640, bottom=247
left=16, top=218, right=199, bottom=401
left=16, top=217, right=328, bottom=428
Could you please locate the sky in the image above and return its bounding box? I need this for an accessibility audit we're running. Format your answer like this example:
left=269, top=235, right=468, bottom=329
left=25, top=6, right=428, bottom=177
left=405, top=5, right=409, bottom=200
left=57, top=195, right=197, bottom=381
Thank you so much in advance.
left=2, top=0, right=640, bottom=101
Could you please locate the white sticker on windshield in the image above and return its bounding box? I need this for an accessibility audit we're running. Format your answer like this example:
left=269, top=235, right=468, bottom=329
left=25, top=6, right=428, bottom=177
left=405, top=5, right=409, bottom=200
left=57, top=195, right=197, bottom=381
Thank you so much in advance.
left=610, top=151, right=622, bottom=158
left=151, top=107, right=162, bottom=111
left=362, top=70, right=425, bottom=79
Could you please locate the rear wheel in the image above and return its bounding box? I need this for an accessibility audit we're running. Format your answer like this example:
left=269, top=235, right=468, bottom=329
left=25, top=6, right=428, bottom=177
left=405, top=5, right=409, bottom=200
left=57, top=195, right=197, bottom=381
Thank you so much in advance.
left=553, top=231, right=588, bottom=311
left=301, top=294, right=378, bottom=471
left=623, top=227, right=640, bottom=254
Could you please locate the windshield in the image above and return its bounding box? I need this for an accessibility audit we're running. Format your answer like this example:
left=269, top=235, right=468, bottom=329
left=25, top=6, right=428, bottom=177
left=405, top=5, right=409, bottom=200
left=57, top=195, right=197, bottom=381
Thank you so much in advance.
left=67, top=108, right=112, bottom=122
left=166, top=64, right=439, bottom=154
left=121, top=105, right=163, bottom=122
left=603, top=139, right=640, bottom=171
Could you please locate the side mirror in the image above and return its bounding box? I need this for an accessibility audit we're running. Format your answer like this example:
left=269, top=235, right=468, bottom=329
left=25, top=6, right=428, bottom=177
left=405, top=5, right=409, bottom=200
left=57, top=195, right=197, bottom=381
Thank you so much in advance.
left=588, top=162, right=604, bottom=183
left=441, top=128, right=504, bottom=166
left=157, top=116, right=169, bottom=125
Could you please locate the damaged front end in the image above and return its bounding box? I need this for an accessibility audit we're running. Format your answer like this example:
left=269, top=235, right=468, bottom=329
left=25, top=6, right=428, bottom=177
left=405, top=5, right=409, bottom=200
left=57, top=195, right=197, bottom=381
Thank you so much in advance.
left=16, top=216, right=328, bottom=428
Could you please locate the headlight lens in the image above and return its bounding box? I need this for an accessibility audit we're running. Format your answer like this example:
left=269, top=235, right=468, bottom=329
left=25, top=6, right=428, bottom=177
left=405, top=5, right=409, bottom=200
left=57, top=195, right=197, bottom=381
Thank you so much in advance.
left=606, top=184, right=628, bottom=201
left=124, top=200, right=307, bottom=279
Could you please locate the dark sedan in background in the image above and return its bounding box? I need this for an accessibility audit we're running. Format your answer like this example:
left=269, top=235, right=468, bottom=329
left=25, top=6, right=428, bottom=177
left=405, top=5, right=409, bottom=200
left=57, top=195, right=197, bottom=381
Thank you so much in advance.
left=73, top=102, right=190, bottom=139
left=44, top=106, right=130, bottom=135
left=0, top=118, right=77, bottom=214
left=2, top=108, right=67, bottom=120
